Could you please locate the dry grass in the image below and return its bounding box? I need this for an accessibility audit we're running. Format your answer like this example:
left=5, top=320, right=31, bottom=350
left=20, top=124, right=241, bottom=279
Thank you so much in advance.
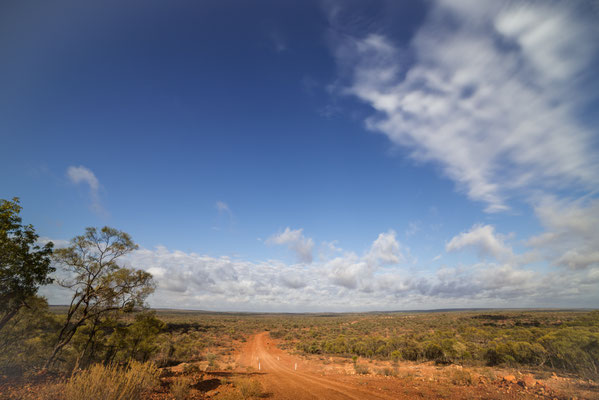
left=170, top=375, right=194, bottom=400
left=64, top=361, right=159, bottom=400
left=235, top=377, right=264, bottom=399
left=354, top=364, right=370, bottom=375
left=214, top=378, right=264, bottom=400
left=447, top=367, right=474, bottom=386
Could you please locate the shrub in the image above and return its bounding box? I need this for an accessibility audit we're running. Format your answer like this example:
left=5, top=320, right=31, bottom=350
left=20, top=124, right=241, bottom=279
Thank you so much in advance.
left=171, top=376, right=193, bottom=400
left=234, top=378, right=264, bottom=399
left=448, top=368, right=473, bottom=386
left=354, top=364, right=369, bottom=375
left=539, top=328, right=599, bottom=378
left=0, top=297, right=60, bottom=375
left=64, top=361, right=159, bottom=400
left=215, top=390, right=244, bottom=400
left=401, top=340, right=421, bottom=361
left=183, top=363, right=200, bottom=375
left=424, top=342, right=445, bottom=362
left=376, top=367, right=395, bottom=376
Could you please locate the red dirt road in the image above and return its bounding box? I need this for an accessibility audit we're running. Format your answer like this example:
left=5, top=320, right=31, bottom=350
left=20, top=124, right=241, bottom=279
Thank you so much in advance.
left=233, top=332, right=595, bottom=400
left=236, top=332, right=397, bottom=400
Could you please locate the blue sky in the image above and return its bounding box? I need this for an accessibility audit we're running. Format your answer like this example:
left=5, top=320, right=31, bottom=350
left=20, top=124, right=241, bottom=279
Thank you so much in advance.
left=1, top=0, right=598, bottom=311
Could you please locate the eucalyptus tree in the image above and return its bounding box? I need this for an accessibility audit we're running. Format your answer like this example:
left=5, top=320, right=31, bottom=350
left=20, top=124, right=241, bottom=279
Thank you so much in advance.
left=45, top=226, right=154, bottom=368
left=0, top=198, right=54, bottom=330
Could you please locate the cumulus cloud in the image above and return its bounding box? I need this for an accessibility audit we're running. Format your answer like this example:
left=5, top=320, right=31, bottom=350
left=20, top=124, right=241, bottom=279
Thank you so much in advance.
left=328, top=230, right=403, bottom=290
left=67, top=165, right=105, bottom=215
left=367, top=230, right=403, bottom=264
left=332, top=0, right=599, bottom=212
left=267, top=227, right=315, bottom=263
left=39, top=233, right=599, bottom=311
left=132, top=247, right=599, bottom=310
left=446, top=224, right=513, bottom=261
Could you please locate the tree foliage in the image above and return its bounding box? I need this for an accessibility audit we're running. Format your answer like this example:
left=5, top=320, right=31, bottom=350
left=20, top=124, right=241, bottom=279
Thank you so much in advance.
left=0, top=197, right=54, bottom=330
left=46, top=226, right=154, bottom=368
left=0, top=296, right=60, bottom=375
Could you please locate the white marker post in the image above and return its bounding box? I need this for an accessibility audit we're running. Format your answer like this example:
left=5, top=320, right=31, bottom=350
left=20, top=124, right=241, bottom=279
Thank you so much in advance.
left=277, top=356, right=279, bottom=361
left=259, top=362, right=261, bottom=371
left=294, top=362, right=297, bottom=371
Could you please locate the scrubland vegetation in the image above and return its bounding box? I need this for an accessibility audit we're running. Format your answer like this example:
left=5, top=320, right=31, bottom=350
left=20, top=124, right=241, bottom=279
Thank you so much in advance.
left=1, top=197, right=598, bottom=399
left=2, top=306, right=599, bottom=398
left=268, top=310, right=599, bottom=379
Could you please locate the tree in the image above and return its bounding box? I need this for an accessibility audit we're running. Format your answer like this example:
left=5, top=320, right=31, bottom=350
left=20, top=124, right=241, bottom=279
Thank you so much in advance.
left=45, top=226, right=154, bottom=368
left=0, top=198, right=54, bottom=330
left=105, top=311, right=165, bottom=364
left=0, top=296, right=60, bottom=375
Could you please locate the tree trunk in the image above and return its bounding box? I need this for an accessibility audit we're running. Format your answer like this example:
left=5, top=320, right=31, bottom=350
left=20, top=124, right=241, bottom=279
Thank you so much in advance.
left=44, top=321, right=82, bottom=368
left=0, top=307, right=20, bottom=331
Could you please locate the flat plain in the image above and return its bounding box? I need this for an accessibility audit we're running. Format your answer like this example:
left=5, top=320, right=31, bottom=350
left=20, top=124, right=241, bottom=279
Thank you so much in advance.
left=2, top=309, right=598, bottom=399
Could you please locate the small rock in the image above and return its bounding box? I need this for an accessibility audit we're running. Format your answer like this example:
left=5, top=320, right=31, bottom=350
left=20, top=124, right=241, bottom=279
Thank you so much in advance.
left=519, top=374, right=537, bottom=387
left=503, top=375, right=517, bottom=383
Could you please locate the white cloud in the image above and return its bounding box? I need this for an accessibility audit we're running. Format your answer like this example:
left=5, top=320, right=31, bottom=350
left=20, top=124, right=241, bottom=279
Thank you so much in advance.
left=67, top=165, right=98, bottom=191
left=494, top=4, right=595, bottom=83
left=328, top=230, right=403, bottom=291
left=528, top=197, right=599, bottom=270
left=39, top=234, right=599, bottom=311
left=332, top=0, right=599, bottom=212
left=38, top=237, right=70, bottom=249
left=446, top=224, right=513, bottom=261
left=367, top=230, right=403, bottom=265
left=328, top=253, right=366, bottom=290
left=266, top=227, right=315, bottom=263
left=67, top=165, right=105, bottom=215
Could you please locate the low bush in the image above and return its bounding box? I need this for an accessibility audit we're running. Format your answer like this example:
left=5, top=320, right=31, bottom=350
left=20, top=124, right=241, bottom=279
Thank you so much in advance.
left=171, top=376, right=193, bottom=400
left=183, top=362, right=200, bottom=375
left=64, top=361, right=159, bottom=400
left=354, top=364, right=369, bottom=375
left=235, top=377, right=264, bottom=399
left=448, top=368, right=473, bottom=386
left=375, top=367, right=395, bottom=376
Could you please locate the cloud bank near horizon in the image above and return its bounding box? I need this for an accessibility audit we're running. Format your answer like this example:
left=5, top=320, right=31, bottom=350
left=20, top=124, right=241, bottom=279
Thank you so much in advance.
left=40, top=212, right=599, bottom=311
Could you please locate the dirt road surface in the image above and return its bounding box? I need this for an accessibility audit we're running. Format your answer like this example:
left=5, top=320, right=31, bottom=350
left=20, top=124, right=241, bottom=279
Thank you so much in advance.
left=236, top=332, right=399, bottom=400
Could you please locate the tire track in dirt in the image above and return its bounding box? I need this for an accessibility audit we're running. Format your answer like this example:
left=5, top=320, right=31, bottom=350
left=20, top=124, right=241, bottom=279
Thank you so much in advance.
left=237, top=332, right=396, bottom=400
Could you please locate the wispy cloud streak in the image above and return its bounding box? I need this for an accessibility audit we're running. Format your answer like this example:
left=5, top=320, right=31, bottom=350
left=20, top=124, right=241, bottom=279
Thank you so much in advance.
left=67, top=165, right=106, bottom=216
left=331, top=0, right=599, bottom=212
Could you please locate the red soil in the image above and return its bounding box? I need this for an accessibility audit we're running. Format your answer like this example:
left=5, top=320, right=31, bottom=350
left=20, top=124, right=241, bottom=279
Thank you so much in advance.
left=232, top=332, right=598, bottom=400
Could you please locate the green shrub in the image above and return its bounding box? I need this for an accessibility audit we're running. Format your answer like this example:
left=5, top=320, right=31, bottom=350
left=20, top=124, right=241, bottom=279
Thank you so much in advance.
left=0, top=297, right=60, bottom=375
left=539, top=328, right=599, bottom=378
left=424, top=342, right=444, bottom=362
